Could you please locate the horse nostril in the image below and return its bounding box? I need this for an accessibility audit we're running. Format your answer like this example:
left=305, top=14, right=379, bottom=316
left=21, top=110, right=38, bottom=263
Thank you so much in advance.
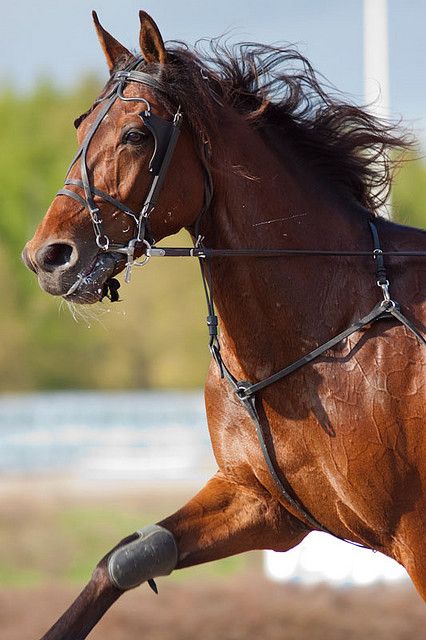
left=36, top=243, right=74, bottom=272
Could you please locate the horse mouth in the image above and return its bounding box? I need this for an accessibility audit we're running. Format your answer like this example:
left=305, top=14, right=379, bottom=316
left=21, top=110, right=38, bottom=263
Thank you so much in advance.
left=63, top=252, right=123, bottom=304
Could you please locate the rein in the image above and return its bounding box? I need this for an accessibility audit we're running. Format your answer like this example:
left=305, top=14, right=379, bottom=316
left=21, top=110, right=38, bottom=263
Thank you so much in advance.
left=147, top=246, right=426, bottom=258
left=58, top=59, right=426, bottom=548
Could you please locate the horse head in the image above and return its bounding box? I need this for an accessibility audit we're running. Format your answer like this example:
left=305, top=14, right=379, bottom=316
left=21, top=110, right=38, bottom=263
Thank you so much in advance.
left=22, top=11, right=205, bottom=303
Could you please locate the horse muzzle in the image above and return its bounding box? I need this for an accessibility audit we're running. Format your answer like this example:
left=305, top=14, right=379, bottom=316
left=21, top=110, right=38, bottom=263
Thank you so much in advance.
left=21, top=239, right=118, bottom=304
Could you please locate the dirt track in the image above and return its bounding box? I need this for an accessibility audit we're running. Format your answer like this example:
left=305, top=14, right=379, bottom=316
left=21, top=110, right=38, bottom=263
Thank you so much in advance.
left=2, top=577, right=426, bottom=640
left=0, top=481, right=425, bottom=639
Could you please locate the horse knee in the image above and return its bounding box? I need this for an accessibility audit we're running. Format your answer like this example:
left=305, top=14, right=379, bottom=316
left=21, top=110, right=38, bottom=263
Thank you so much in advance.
left=106, top=524, right=178, bottom=591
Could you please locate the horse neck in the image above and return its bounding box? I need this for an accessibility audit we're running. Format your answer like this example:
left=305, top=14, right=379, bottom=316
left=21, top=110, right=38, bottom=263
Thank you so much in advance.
left=201, top=111, right=374, bottom=380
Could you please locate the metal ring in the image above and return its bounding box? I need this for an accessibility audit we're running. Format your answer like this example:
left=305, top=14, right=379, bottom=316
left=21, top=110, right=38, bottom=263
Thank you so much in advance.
left=96, top=235, right=110, bottom=251
left=380, top=299, right=396, bottom=311
left=236, top=381, right=252, bottom=400
left=134, top=239, right=152, bottom=268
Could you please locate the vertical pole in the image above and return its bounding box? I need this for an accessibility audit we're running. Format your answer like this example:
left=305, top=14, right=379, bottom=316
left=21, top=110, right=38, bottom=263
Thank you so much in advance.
left=364, top=0, right=390, bottom=117
left=363, top=0, right=391, bottom=218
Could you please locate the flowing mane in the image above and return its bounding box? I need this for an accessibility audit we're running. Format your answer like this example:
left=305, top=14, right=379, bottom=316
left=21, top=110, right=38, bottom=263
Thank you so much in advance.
left=111, top=41, right=412, bottom=214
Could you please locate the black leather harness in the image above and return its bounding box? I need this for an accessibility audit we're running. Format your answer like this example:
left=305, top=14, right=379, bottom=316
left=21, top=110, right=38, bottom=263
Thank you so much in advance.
left=58, top=56, right=182, bottom=287
left=172, top=222, right=426, bottom=545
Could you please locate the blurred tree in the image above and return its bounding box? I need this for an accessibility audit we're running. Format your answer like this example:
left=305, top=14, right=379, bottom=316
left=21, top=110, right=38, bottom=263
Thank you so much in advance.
left=393, top=155, right=426, bottom=229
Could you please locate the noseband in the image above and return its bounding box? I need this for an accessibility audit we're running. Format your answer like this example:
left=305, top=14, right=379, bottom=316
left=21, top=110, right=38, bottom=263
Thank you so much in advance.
left=57, top=56, right=183, bottom=285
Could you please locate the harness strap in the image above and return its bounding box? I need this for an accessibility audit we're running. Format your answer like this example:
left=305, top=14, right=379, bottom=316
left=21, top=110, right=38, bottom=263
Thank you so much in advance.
left=194, top=219, right=426, bottom=545
left=147, top=246, right=426, bottom=258
left=60, top=180, right=139, bottom=220
left=80, top=93, right=119, bottom=216
left=235, top=301, right=390, bottom=400
left=57, top=188, right=88, bottom=212
left=388, top=305, right=426, bottom=346
left=238, top=388, right=337, bottom=533
left=369, top=220, right=388, bottom=284
left=115, top=70, right=165, bottom=92
left=138, top=109, right=183, bottom=219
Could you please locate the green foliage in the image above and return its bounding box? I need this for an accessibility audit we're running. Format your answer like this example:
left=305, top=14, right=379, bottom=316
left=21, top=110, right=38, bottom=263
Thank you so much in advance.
left=0, top=77, right=209, bottom=391
left=392, top=155, right=426, bottom=229
left=0, top=80, right=424, bottom=391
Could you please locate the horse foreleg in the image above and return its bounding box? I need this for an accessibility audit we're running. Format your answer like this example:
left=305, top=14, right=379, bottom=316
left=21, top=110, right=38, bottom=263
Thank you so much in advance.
left=158, top=473, right=308, bottom=568
left=39, top=473, right=307, bottom=640
left=40, top=526, right=178, bottom=640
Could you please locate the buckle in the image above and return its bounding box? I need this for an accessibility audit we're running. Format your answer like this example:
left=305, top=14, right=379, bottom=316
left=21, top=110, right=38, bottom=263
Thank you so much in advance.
left=146, top=247, right=165, bottom=257
left=377, top=278, right=392, bottom=303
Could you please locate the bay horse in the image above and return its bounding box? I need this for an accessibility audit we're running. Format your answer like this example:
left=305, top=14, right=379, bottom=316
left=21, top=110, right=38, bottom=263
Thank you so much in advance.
left=22, top=10, right=426, bottom=640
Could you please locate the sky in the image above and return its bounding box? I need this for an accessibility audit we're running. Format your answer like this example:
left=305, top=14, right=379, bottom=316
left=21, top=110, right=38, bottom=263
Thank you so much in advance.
left=1, top=0, right=426, bottom=143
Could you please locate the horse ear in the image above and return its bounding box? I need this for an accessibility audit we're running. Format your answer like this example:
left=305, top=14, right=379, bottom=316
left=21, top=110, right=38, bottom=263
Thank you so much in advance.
left=92, top=11, right=131, bottom=72
left=139, top=11, right=167, bottom=64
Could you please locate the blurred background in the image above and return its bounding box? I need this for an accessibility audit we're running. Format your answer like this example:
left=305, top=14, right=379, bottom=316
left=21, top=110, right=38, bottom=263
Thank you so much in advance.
left=0, top=1, right=426, bottom=638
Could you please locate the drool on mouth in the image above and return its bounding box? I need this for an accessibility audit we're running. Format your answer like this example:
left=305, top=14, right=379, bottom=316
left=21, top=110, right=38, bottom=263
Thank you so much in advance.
left=63, top=252, right=122, bottom=304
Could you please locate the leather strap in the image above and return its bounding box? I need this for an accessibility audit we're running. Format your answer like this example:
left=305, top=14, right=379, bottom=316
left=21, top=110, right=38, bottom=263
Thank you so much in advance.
left=235, top=302, right=390, bottom=400
left=194, top=219, right=426, bottom=545
left=147, top=246, right=426, bottom=258
left=388, top=304, right=426, bottom=346
left=61, top=180, right=138, bottom=220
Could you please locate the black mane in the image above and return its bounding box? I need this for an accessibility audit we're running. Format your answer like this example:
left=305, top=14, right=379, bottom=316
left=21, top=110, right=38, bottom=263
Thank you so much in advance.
left=113, top=41, right=413, bottom=213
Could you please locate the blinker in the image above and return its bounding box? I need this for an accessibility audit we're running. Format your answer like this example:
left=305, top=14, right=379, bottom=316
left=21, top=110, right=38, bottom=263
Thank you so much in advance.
left=140, top=110, right=177, bottom=174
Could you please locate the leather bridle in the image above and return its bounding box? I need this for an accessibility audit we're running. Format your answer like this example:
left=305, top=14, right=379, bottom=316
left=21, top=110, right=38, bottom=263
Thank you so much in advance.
left=57, top=56, right=184, bottom=291
left=57, top=58, right=426, bottom=547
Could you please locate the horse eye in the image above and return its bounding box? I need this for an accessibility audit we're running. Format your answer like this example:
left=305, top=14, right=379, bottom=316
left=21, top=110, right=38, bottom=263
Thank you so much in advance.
left=123, top=129, right=146, bottom=145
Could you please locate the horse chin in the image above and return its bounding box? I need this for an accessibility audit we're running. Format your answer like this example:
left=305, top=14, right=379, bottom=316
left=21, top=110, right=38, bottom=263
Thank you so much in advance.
left=61, top=253, right=120, bottom=305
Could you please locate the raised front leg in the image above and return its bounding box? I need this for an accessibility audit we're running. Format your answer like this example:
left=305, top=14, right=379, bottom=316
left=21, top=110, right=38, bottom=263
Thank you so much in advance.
left=159, top=473, right=308, bottom=567
left=40, top=473, right=307, bottom=640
